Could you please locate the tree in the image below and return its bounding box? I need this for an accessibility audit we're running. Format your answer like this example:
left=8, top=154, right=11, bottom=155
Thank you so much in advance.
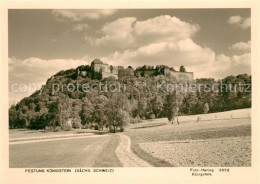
left=164, top=92, right=183, bottom=124
left=46, top=100, right=59, bottom=128
left=28, top=111, right=49, bottom=130
left=203, top=103, right=209, bottom=114
left=9, top=106, right=19, bottom=128
left=105, top=93, right=130, bottom=132
left=79, top=98, right=94, bottom=128
left=91, top=96, right=108, bottom=130
left=149, top=96, right=164, bottom=118
left=181, top=92, right=198, bottom=114
left=29, top=102, right=36, bottom=111
left=136, top=98, right=148, bottom=118
left=179, top=65, right=186, bottom=72
left=105, top=108, right=130, bottom=132
left=116, top=109, right=130, bottom=132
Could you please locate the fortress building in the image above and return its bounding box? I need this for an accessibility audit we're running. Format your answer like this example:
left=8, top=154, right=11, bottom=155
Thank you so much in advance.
left=91, top=59, right=118, bottom=79
left=163, top=68, right=194, bottom=81
left=89, top=59, right=193, bottom=80
left=135, top=67, right=193, bottom=81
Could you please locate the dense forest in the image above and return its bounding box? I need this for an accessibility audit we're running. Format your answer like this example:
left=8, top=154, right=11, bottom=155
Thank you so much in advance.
left=9, top=64, right=251, bottom=132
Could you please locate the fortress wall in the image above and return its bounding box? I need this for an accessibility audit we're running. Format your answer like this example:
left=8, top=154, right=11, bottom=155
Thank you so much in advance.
left=168, top=71, right=194, bottom=81
left=102, top=72, right=118, bottom=79
left=135, top=70, right=156, bottom=77
left=144, top=70, right=156, bottom=77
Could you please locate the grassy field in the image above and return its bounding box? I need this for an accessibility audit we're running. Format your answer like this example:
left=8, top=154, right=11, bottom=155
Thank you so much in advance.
left=176, top=108, right=251, bottom=122
left=9, top=129, right=107, bottom=142
left=140, top=136, right=251, bottom=167
left=9, top=134, right=121, bottom=168
left=9, top=128, right=103, bottom=139
left=126, top=109, right=251, bottom=167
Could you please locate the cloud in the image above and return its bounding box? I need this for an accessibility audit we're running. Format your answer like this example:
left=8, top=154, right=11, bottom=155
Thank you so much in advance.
left=73, top=24, right=90, bottom=31
left=229, top=41, right=251, bottom=52
left=52, top=9, right=117, bottom=22
left=240, top=17, right=251, bottom=29
left=231, top=52, right=251, bottom=66
left=50, top=38, right=58, bottom=42
left=9, top=57, right=90, bottom=105
left=93, top=17, right=137, bottom=48
left=100, top=46, right=250, bottom=79
left=85, top=15, right=250, bottom=79
left=204, top=53, right=251, bottom=79
left=228, top=15, right=242, bottom=24
left=89, top=15, right=200, bottom=49
left=100, top=39, right=250, bottom=79
left=228, top=16, right=251, bottom=29
left=101, top=39, right=215, bottom=69
left=9, top=57, right=89, bottom=85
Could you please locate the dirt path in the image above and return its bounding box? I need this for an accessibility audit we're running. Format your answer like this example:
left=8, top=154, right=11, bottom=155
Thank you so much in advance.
left=115, top=133, right=152, bottom=167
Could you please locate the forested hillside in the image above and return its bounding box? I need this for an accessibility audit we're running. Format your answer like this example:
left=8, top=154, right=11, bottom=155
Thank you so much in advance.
left=9, top=64, right=251, bottom=131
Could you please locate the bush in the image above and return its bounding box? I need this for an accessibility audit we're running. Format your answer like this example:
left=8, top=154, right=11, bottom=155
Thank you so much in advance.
left=203, top=103, right=209, bottom=114
left=54, top=126, right=61, bottom=132
left=150, top=114, right=155, bottom=119
left=45, top=126, right=54, bottom=131
left=82, top=124, right=91, bottom=129
left=45, top=126, right=61, bottom=132
left=141, top=116, right=146, bottom=120
left=62, top=122, right=72, bottom=131
left=92, top=123, right=99, bottom=130
left=73, top=121, right=82, bottom=129
left=130, top=116, right=142, bottom=124
left=28, top=116, right=49, bottom=130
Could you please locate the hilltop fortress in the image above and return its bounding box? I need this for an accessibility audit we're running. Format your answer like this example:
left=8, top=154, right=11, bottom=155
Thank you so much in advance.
left=91, top=59, right=118, bottom=79
left=76, top=59, right=194, bottom=81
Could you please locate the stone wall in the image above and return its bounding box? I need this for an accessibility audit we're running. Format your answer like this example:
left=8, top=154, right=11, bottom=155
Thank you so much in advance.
left=135, top=70, right=156, bottom=77
left=165, top=70, right=194, bottom=81
left=102, top=72, right=118, bottom=79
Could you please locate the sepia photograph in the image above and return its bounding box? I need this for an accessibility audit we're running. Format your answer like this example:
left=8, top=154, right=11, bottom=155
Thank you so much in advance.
left=7, top=8, right=252, bottom=168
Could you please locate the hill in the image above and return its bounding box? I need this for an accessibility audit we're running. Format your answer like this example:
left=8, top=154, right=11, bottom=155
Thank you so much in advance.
left=9, top=62, right=251, bottom=131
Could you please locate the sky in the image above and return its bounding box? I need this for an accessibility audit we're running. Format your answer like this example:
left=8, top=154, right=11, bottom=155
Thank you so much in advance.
left=8, top=9, right=251, bottom=105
